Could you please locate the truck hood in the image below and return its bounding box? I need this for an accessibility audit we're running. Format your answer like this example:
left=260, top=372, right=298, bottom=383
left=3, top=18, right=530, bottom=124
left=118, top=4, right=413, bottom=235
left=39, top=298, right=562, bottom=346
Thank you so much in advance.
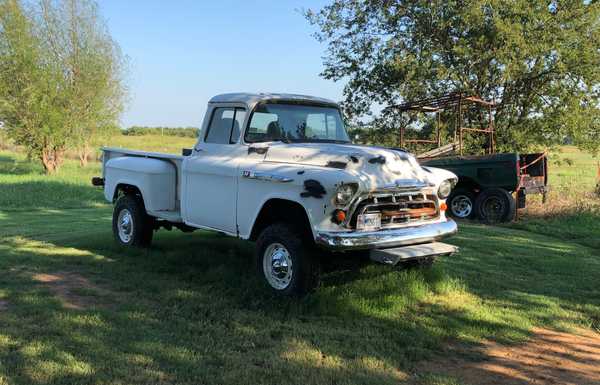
left=263, top=142, right=453, bottom=189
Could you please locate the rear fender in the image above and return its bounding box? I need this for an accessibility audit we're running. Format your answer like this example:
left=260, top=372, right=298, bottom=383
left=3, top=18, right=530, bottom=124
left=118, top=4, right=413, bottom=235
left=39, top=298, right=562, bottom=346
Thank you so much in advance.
left=104, top=157, right=176, bottom=211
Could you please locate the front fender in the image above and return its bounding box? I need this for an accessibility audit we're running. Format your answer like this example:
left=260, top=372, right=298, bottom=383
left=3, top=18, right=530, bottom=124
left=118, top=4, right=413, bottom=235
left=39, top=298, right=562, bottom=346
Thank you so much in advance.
left=237, top=163, right=353, bottom=239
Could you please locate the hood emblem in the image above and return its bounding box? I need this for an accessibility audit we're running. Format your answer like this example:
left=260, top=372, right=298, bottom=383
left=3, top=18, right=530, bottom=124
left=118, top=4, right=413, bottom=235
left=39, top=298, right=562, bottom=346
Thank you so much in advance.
left=383, top=179, right=433, bottom=190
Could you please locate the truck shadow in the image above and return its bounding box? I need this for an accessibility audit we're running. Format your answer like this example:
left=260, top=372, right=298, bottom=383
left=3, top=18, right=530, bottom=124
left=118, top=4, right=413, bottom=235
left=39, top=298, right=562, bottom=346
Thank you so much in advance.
left=1, top=208, right=599, bottom=384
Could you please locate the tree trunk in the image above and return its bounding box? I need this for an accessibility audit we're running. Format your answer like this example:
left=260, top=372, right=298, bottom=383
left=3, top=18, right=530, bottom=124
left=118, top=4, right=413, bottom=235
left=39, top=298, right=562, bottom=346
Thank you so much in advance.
left=41, top=146, right=65, bottom=174
left=78, top=142, right=90, bottom=167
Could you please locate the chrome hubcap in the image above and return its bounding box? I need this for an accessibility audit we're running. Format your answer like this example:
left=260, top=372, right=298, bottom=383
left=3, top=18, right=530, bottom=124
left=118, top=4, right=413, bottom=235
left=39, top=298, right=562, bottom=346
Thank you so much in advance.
left=263, top=243, right=293, bottom=290
left=117, top=209, right=134, bottom=243
left=451, top=195, right=473, bottom=218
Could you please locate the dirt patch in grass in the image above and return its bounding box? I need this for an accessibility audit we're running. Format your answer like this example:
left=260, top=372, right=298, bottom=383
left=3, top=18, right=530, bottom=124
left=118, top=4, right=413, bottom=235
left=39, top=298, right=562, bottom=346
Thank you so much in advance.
left=32, top=271, right=110, bottom=310
left=0, top=299, right=8, bottom=311
left=421, top=327, right=600, bottom=385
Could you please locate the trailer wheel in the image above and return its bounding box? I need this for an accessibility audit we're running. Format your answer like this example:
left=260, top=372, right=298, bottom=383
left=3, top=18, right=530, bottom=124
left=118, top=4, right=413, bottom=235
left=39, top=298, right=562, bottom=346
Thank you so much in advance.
left=112, top=195, right=155, bottom=247
left=447, top=189, right=475, bottom=219
left=474, top=188, right=516, bottom=223
left=256, top=223, right=319, bottom=297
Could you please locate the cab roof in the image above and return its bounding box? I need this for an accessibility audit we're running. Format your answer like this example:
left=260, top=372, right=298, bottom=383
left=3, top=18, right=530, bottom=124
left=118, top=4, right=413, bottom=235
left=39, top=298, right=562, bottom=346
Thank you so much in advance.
left=208, top=93, right=339, bottom=108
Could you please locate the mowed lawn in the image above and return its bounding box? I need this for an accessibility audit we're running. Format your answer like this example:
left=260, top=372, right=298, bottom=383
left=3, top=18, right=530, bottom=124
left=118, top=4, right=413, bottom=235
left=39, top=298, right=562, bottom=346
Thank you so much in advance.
left=0, top=147, right=599, bottom=385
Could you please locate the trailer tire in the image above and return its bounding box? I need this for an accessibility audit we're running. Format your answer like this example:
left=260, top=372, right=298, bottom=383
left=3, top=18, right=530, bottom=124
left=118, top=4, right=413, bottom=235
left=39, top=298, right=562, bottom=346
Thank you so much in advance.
left=474, top=188, right=516, bottom=223
left=447, top=188, right=476, bottom=219
left=113, top=195, right=155, bottom=247
left=256, top=223, right=319, bottom=297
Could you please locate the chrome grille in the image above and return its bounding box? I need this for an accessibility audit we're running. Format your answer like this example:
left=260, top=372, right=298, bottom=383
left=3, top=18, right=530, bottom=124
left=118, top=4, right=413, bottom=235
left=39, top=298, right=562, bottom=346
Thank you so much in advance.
left=348, top=191, right=439, bottom=229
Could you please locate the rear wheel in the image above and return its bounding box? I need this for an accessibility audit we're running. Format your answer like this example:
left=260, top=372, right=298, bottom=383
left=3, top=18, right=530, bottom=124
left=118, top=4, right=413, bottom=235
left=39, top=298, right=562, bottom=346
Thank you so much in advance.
left=447, top=189, right=475, bottom=219
left=256, top=223, right=319, bottom=296
left=112, top=195, right=155, bottom=247
left=474, top=188, right=516, bottom=223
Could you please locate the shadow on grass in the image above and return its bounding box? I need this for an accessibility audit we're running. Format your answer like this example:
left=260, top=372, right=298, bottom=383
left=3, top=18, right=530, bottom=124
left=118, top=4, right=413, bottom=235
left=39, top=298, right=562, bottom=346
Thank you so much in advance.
left=0, top=154, right=41, bottom=175
left=0, top=209, right=599, bottom=384
left=0, top=181, right=104, bottom=210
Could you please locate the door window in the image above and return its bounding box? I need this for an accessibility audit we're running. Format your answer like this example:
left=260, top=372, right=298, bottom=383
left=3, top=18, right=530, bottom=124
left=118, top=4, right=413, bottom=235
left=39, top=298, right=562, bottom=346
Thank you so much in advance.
left=205, top=107, right=246, bottom=144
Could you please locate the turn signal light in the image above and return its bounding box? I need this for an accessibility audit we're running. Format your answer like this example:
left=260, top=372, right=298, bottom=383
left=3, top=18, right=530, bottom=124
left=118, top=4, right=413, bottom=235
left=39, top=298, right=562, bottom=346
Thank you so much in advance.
left=440, top=202, right=448, bottom=211
left=333, top=209, right=347, bottom=224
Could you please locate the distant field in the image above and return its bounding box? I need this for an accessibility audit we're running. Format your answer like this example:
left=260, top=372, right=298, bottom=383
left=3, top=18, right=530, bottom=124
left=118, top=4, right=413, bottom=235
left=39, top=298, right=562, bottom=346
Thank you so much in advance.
left=516, top=146, right=600, bottom=249
left=547, top=145, right=598, bottom=191
left=94, top=133, right=197, bottom=156
left=0, top=144, right=599, bottom=384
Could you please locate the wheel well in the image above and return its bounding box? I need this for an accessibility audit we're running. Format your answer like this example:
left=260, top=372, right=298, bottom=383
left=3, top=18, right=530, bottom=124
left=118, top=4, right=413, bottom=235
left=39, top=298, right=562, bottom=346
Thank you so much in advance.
left=249, top=199, right=312, bottom=242
left=113, top=183, right=143, bottom=203
left=454, top=177, right=481, bottom=194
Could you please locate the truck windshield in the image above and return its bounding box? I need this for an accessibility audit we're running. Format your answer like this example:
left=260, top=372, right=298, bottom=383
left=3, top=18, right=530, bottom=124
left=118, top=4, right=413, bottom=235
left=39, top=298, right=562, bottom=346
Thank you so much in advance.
left=244, top=103, right=350, bottom=143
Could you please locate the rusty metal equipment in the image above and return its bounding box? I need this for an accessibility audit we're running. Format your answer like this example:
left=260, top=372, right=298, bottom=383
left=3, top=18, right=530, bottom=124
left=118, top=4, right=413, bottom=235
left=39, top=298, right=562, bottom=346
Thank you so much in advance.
left=387, top=92, right=496, bottom=156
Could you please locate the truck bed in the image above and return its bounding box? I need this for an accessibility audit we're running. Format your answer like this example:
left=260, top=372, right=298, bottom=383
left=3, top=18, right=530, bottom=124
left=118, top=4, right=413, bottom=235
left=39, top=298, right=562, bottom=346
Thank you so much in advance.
left=102, top=147, right=186, bottom=222
left=421, top=152, right=548, bottom=195
left=421, top=153, right=521, bottom=192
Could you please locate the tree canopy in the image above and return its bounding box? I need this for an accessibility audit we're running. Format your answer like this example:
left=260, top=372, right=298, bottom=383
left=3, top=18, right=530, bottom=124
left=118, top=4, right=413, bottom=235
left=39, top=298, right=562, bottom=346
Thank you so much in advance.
left=0, top=0, right=126, bottom=172
left=306, top=0, right=600, bottom=153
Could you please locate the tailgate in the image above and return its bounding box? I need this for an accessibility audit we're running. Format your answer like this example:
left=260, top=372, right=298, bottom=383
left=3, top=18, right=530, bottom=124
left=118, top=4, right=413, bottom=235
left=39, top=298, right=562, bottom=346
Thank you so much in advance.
left=519, top=152, right=548, bottom=194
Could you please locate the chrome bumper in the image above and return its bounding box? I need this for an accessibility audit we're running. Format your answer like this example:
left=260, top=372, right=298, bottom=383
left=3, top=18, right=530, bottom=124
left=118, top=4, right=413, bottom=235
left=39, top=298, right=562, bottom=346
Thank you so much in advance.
left=315, top=219, right=458, bottom=251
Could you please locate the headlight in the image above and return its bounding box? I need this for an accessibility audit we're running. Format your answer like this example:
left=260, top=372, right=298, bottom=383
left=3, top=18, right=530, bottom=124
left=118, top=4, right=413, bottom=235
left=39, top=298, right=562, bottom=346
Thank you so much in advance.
left=437, top=179, right=454, bottom=199
left=335, top=183, right=358, bottom=206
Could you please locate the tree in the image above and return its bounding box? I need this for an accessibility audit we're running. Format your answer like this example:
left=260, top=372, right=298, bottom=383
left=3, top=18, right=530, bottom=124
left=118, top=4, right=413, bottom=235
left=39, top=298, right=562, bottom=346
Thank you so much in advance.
left=38, top=0, right=127, bottom=166
left=0, top=0, right=68, bottom=172
left=0, top=0, right=126, bottom=172
left=305, top=0, right=600, bottom=153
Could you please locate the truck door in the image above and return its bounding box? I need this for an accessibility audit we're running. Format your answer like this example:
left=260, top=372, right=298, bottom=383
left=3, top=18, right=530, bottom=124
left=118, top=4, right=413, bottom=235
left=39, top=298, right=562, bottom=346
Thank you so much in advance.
left=182, top=107, right=246, bottom=234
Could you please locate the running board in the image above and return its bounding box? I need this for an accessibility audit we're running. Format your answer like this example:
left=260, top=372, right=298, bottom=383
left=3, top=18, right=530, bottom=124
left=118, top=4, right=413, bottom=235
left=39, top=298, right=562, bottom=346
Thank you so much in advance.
left=149, top=210, right=183, bottom=223
left=369, top=242, right=458, bottom=265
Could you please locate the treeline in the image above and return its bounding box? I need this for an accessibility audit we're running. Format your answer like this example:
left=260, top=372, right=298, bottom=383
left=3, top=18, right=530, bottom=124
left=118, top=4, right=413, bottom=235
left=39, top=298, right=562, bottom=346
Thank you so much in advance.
left=0, top=0, right=126, bottom=172
left=123, top=126, right=199, bottom=138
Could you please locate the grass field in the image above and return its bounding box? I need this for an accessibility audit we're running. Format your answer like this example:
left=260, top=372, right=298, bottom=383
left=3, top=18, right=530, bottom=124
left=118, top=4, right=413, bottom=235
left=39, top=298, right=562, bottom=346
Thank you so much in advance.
left=0, top=145, right=599, bottom=384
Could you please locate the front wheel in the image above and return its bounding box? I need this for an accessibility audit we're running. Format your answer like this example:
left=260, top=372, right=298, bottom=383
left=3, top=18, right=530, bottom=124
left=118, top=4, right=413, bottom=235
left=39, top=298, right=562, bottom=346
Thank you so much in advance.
left=112, top=195, right=155, bottom=247
left=256, top=223, right=319, bottom=297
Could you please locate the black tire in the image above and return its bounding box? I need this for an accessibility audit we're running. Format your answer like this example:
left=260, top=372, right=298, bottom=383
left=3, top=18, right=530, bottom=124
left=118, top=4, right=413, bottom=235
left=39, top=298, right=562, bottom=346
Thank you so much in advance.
left=474, top=188, right=516, bottom=223
left=447, top=188, right=476, bottom=219
left=112, top=195, right=155, bottom=247
left=256, top=223, right=320, bottom=297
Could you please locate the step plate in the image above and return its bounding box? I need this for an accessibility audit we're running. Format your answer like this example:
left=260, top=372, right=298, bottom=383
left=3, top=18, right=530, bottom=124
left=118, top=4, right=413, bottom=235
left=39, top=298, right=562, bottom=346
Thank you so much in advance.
left=370, top=242, right=458, bottom=265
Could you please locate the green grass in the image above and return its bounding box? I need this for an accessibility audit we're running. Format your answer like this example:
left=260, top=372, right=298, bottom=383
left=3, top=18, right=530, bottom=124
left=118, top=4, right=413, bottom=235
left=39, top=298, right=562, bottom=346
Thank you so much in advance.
left=0, top=151, right=104, bottom=210
left=513, top=146, right=600, bottom=248
left=0, top=148, right=599, bottom=384
left=547, top=145, right=598, bottom=190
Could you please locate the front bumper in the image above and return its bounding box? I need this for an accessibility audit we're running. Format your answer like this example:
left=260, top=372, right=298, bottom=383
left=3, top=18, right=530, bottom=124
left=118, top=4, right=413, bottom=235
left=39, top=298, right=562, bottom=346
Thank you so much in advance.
left=315, top=219, right=458, bottom=250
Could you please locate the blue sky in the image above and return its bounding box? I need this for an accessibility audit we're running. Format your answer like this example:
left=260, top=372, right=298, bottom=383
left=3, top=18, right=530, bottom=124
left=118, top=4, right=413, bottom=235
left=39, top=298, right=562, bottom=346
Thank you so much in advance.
left=98, top=0, right=343, bottom=127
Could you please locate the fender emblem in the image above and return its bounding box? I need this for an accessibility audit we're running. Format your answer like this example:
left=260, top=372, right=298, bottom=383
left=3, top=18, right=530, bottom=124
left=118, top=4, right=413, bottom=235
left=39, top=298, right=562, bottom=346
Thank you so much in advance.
left=241, top=170, right=293, bottom=183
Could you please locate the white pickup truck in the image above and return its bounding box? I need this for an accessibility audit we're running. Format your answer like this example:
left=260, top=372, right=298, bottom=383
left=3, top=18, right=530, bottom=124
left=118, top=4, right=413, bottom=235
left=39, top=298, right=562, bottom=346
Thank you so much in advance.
left=93, top=93, right=458, bottom=296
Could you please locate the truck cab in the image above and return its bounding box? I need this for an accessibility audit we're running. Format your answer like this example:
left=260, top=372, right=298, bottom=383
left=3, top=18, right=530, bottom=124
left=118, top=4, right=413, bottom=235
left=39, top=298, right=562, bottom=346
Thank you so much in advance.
left=96, top=93, right=459, bottom=296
